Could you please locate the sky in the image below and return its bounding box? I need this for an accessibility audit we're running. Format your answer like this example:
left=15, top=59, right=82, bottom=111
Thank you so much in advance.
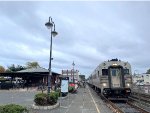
left=0, top=1, right=150, bottom=78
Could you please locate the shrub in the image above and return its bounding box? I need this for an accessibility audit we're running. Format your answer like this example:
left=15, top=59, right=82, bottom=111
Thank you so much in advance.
left=47, top=92, right=57, bottom=105
left=34, top=92, right=59, bottom=106
left=34, top=93, right=47, bottom=106
left=54, top=91, right=60, bottom=99
left=55, top=89, right=61, bottom=97
left=0, top=104, right=28, bottom=113
left=68, top=86, right=75, bottom=93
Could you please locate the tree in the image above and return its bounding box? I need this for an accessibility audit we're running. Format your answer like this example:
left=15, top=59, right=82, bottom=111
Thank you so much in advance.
left=0, top=65, right=5, bottom=73
left=7, top=64, right=26, bottom=72
left=7, top=64, right=15, bottom=72
left=146, top=69, right=150, bottom=74
left=15, top=65, right=26, bottom=71
left=26, top=61, right=40, bottom=69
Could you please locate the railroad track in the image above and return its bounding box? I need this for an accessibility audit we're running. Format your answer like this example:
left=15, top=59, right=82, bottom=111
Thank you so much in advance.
left=89, top=85, right=150, bottom=113
left=99, top=94, right=149, bottom=113
left=130, top=91, right=150, bottom=104
left=128, top=91, right=150, bottom=112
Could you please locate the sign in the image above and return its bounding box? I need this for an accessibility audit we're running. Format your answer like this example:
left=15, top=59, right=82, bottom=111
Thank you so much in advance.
left=61, top=78, right=69, bottom=92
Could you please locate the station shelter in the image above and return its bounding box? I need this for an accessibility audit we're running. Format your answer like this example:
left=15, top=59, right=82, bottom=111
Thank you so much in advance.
left=0, top=67, right=60, bottom=89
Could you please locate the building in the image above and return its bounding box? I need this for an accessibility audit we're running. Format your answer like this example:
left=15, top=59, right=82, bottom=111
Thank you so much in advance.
left=0, top=67, right=60, bottom=89
left=132, top=73, right=150, bottom=85
left=132, top=73, right=150, bottom=94
left=61, top=69, right=79, bottom=83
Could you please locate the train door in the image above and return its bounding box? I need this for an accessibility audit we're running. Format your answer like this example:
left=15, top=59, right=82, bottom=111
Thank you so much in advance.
left=110, top=68, right=122, bottom=88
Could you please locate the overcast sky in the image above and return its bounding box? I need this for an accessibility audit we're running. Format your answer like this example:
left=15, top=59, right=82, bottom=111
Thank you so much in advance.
left=0, top=1, right=150, bottom=77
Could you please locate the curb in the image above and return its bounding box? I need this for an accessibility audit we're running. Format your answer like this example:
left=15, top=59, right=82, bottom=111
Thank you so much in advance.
left=32, top=102, right=59, bottom=110
left=58, top=95, right=68, bottom=100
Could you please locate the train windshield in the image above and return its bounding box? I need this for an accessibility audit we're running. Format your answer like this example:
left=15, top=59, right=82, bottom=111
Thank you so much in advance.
left=110, top=68, right=122, bottom=88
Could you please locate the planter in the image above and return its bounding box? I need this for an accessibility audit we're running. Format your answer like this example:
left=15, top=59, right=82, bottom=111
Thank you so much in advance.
left=32, top=102, right=59, bottom=110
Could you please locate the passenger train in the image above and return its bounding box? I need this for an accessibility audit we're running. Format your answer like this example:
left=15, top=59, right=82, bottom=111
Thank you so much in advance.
left=88, top=59, right=132, bottom=100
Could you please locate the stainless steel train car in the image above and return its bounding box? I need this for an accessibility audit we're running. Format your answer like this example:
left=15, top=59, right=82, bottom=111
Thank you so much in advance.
left=88, top=58, right=132, bottom=100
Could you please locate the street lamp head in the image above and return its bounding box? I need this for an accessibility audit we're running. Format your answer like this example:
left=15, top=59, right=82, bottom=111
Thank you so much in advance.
left=51, top=23, right=58, bottom=37
left=45, top=22, right=53, bottom=29
left=45, top=17, right=53, bottom=29
left=52, top=31, right=58, bottom=37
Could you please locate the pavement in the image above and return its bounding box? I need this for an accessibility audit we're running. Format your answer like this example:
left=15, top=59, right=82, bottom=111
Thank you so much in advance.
left=0, top=89, right=37, bottom=107
left=30, top=85, right=113, bottom=113
left=0, top=86, right=113, bottom=113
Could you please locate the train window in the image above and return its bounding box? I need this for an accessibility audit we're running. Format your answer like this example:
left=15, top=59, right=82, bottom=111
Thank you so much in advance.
left=111, top=69, right=121, bottom=76
left=111, top=69, right=116, bottom=76
left=98, top=71, right=99, bottom=77
left=124, top=69, right=129, bottom=74
left=102, top=69, right=108, bottom=75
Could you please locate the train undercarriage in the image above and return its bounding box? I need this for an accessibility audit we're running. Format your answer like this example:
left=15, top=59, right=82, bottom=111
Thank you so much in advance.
left=88, top=84, right=131, bottom=100
left=103, top=88, right=131, bottom=100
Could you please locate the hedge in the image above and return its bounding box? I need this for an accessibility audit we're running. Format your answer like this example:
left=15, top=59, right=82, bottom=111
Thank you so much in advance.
left=0, top=104, right=28, bottom=113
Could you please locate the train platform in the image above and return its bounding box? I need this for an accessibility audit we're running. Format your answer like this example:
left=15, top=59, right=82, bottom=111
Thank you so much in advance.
left=30, top=85, right=113, bottom=113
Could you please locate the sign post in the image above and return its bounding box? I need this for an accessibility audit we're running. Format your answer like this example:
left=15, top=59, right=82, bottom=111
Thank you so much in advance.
left=60, top=77, right=69, bottom=108
left=61, top=78, right=69, bottom=93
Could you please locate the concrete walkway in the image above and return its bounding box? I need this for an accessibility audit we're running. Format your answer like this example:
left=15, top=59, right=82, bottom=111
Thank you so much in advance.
left=30, top=85, right=113, bottom=113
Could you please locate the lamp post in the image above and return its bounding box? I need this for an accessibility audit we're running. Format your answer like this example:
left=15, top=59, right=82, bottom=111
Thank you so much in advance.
left=45, top=17, right=58, bottom=94
left=72, top=61, right=75, bottom=83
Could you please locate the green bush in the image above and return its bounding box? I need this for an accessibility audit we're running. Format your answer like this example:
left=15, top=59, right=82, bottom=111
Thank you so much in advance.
left=55, top=89, right=61, bottom=97
left=34, top=93, right=47, bottom=106
left=68, top=86, right=75, bottom=93
left=54, top=91, right=60, bottom=99
left=47, top=92, right=57, bottom=105
left=0, top=104, right=28, bottom=113
left=34, top=92, right=59, bottom=106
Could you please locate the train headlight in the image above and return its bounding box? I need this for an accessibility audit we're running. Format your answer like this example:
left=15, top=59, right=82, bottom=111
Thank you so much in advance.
left=103, top=83, right=107, bottom=87
left=127, top=83, right=130, bottom=87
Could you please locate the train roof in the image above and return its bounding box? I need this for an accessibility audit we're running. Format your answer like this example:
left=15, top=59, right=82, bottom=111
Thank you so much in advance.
left=90, top=59, right=131, bottom=75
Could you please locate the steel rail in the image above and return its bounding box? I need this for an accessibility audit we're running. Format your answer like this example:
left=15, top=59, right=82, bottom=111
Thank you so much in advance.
left=99, top=94, right=124, bottom=113
left=127, top=101, right=150, bottom=113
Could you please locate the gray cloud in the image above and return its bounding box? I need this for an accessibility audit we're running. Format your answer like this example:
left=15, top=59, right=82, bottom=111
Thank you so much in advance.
left=0, top=1, right=150, bottom=78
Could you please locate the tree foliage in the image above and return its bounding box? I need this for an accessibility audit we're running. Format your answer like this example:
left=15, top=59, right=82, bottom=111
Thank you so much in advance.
left=26, top=62, right=40, bottom=69
left=0, top=66, right=5, bottom=73
left=146, top=69, right=150, bottom=74
left=4, top=61, right=40, bottom=72
left=7, top=64, right=26, bottom=72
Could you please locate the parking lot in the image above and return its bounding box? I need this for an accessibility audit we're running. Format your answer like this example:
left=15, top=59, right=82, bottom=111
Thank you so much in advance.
left=0, top=89, right=36, bottom=107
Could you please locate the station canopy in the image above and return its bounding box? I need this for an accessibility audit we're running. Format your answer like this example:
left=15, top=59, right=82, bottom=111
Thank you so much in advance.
left=0, top=67, right=60, bottom=78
